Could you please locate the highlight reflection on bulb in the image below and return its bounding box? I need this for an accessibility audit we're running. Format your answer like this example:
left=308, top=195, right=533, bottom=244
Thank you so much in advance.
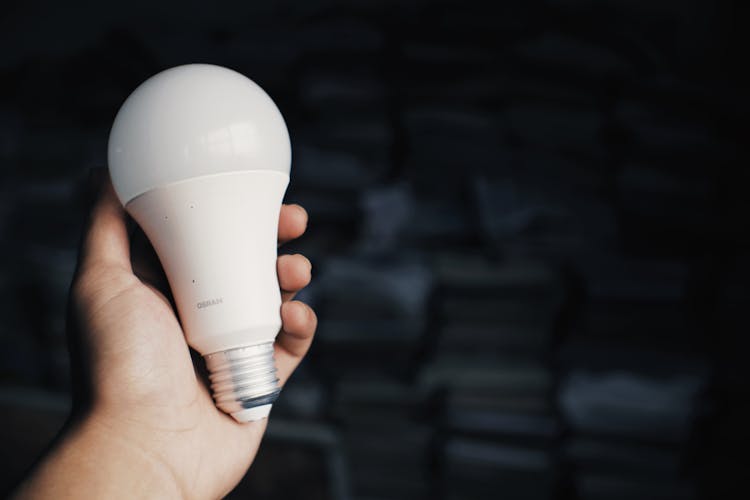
left=107, top=64, right=291, bottom=422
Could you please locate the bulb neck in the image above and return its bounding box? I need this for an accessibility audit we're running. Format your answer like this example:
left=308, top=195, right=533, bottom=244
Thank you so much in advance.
left=204, top=342, right=280, bottom=422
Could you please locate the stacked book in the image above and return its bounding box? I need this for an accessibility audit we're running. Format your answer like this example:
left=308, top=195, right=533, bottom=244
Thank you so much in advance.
left=331, top=377, right=434, bottom=499
left=559, top=366, right=705, bottom=500
left=313, top=254, right=433, bottom=377
left=423, top=253, right=564, bottom=499
left=286, top=16, right=393, bottom=262
left=560, top=254, right=708, bottom=499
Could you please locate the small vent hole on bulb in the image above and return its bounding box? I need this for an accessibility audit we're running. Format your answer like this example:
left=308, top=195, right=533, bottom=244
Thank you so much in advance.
left=190, top=204, right=195, bottom=209
left=192, top=279, right=196, bottom=284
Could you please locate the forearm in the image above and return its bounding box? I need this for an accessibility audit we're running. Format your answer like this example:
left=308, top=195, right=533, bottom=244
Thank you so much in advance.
left=12, top=414, right=183, bottom=500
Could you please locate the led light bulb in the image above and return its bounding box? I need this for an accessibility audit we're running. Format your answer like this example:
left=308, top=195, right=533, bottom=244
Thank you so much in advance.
left=107, top=64, right=291, bottom=422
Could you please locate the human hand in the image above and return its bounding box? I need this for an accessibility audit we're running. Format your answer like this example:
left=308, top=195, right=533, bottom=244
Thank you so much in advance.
left=14, top=171, right=316, bottom=499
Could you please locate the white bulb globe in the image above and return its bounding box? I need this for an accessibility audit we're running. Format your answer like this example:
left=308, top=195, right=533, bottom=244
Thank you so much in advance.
left=107, top=64, right=292, bottom=422
left=109, top=64, right=290, bottom=204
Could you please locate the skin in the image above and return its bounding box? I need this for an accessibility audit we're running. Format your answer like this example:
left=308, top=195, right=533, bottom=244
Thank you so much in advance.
left=12, top=173, right=317, bottom=500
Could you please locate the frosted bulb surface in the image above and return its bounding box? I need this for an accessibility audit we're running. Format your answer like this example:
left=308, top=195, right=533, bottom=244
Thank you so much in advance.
left=108, top=64, right=290, bottom=204
left=107, top=64, right=292, bottom=423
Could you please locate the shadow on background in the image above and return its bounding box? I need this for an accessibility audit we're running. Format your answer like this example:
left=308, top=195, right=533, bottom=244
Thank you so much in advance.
left=0, top=1, right=748, bottom=499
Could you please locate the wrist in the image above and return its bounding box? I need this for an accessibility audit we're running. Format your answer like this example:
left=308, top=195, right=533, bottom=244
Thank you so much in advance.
left=14, top=410, right=184, bottom=500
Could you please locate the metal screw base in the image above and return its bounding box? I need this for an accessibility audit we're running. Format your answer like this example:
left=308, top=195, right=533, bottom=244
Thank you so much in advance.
left=204, top=342, right=280, bottom=422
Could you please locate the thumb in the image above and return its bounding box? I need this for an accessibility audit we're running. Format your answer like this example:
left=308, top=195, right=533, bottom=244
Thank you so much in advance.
left=77, top=168, right=132, bottom=273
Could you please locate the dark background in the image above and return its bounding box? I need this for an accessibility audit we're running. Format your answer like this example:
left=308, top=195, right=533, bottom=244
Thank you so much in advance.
left=0, top=1, right=748, bottom=499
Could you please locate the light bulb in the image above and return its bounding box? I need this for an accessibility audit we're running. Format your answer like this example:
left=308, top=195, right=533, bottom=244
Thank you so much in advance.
left=107, top=64, right=291, bottom=422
